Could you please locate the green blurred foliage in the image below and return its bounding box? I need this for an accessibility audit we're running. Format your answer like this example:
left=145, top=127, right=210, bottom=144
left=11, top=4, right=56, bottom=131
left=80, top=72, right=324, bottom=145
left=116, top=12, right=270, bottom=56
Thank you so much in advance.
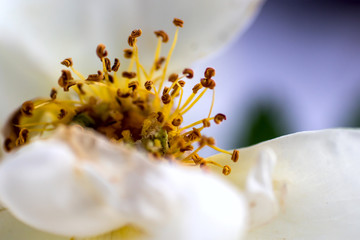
left=238, top=100, right=290, bottom=147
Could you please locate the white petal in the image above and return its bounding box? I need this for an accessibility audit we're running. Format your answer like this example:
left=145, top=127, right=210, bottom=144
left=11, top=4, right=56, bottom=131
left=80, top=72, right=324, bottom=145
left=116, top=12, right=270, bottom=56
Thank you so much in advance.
left=208, top=129, right=360, bottom=239
left=0, top=126, right=247, bottom=239
left=245, top=149, right=279, bottom=229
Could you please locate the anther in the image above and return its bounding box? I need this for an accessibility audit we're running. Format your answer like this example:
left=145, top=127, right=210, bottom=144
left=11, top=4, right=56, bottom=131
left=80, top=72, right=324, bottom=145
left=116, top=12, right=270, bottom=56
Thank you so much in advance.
left=58, top=70, right=73, bottom=88
left=204, top=67, right=216, bottom=79
left=108, top=74, right=114, bottom=83
left=21, top=101, right=34, bottom=117
left=128, top=36, right=135, bottom=47
left=222, top=165, right=231, bottom=175
left=128, top=81, right=139, bottom=91
left=104, top=58, right=111, bottom=72
left=17, top=128, right=29, bottom=145
left=58, top=109, right=67, bottom=120
left=178, top=80, right=185, bottom=87
left=124, top=49, right=133, bottom=59
left=214, top=113, right=226, bottom=124
left=144, top=81, right=153, bottom=91
left=163, top=87, right=170, bottom=95
left=154, top=30, right=169, bottom=43
left=200, top=78, right=216, bottom=89
left=173, top=18, right=184, bottom=28
left=202, top=119, right=211, bottom=128
left=155, top=57, right=166, bottom=70
left=192, top=83, right=202, bottom=94
left=172, top=115, right=183, bottom=127
left=180, top=145, right=194, bottom=152
left=131, top=29, right=142, bottom=38
left=112, top=58, right=120, bottom=72
left=231, top=150, right=239, bottom=162
left=161, top=93, right=171, bottom=104
left=168, top=73, right=178, bottom=82
left=183, top=68, right=194, bottom=79
left=122, top=71, right=136, bottom=79
left=61, top=58, right=73, bottom=67
left=157, top=112, right=165, bottom=123
left=4, top=138, right=13, bottom=152
left=77, top=83, right=86, bottom=95
left=50, top=88, right=57, bottom=100
left=86, top=71, right=103, bottom=82
left=163, top=123, right=174, bottom=132
left=191, top=154, right=203, bottom=165
left=185, top=128, right=201, bottom=141
left=96, top=44, right=108, bottom=59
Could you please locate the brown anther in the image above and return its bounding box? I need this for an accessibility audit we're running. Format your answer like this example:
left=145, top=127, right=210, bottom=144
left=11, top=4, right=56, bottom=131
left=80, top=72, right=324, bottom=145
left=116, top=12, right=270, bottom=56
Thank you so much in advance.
left=173, top=18, right=184, bottom=28
left=112, top=58, right=120, bottom=72
left=178, top=80, right=185, bottom=87
left=132, top=99, right=145, bottom=110
left=124, top=49, right=133, bottom=59
left=128, top=81, right=139, bottom=91
left=171, top=115, right=183, bottom=127
left=168, top=73, right=178, bottom=82
left=58, top=109, right=67, bottom=120
left=206, top=137, right=215, bottom=146
left=61, top=58, right=73, bottom=67
left=96, top=44, right=108, bottom=59
left=170, top=85, right=179, bottom=96
left=155, top=57, right=166, bottom=70
left=20, top=128, right=29, bottom=142
left=200, top=78, right=216, bottom=89
left=192, top=83, right=202, bottom=94
left=222, top=165, right=231, bottom=175
left=191, top=154, right=203, bottom=165
left=58, top=70, right=73, bottom=89
left=204, top=67, right=216, bottom=79
left=77, top=83, right=86, bottom=95
left=122, top=71, right=136, bottom=79
left=86, top=71, right=103, bottom=82
left=161, top=93, right=171, bottom=104
left=131, top=29, right=142, bottom=38
left=21, top=101, right=34, bottom=117
left=156, top=112, right=164, bottom=123
left=214, top=113, right=227, bottom=124
left=185, top=128, right=201, bottom=142
left=180, top=145, right=194, bottom=152
left=4, top=138, right=13, bottom=152
left=182, top=68, right=194, bottom=79
left=154, top=30, right=169, bottom=43
left=128, top=36, right=135, bottom=47
left=231, top=150, right=239, bottom=162
left=50, top=88, right=57, bottom=100
left=144, top=81, right=153, bottom=91
left=104, top=57, right=111, bottom=72
left=162, top=123, right=174, bottom=132
left=108, top=74, right=114, bottom=83
left=16, top=128, right=29, bottom=146
left=202, top=119, right=211, bottom=128
left=162, top=87, right=170, bottom=95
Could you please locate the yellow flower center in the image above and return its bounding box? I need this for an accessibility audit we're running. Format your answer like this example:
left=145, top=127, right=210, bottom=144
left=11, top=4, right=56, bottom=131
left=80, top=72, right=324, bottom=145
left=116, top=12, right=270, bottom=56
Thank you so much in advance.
left=3, top=18, right=238, bottom=175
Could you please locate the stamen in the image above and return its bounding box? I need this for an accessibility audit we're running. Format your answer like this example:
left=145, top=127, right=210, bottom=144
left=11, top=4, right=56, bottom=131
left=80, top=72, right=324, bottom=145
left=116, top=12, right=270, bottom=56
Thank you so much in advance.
left=173, top=18, right=184, bottom=28
left=183, top=68, right=194, bottom=79
left=154, top=30, right=169, bottom=43
left=21, top=101, right=34, bottom=117
left=96, top=44, right=108, bottom=59
left=214, top=113, right=226, bottom=124
left=122, top=71, right=137, bottom=79
left=50, top=88, right=57, bottom=100
left=61, top=58, right=73, bottom=67
left=124, top=49, right=133, bottom=59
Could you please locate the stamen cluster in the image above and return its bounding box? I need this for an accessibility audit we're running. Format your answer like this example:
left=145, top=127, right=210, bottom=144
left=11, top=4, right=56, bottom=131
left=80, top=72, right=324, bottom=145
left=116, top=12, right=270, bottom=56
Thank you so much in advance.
left=3, top=18, right=238, bottom=175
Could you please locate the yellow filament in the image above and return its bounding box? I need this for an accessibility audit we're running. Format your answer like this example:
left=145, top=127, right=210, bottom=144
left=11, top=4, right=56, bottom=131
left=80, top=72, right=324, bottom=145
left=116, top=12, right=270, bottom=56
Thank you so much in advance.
left=179, top=117, right=215, bottom=132
left=208, top=89, right=215, bottom=118
left=180, top=88, right=208, bottom=115
left=70, top=67, right=86, bottom=81
left=159, top=27, right=179, bottom=94
left=208, top=145, right=232, bottom=155
left=149, top=38, right=162, bottom=79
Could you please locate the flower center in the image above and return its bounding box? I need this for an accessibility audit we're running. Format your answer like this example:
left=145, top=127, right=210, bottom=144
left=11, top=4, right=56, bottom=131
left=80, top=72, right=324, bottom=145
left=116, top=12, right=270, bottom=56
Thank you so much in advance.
left=3, top=18, right=238, bottom=175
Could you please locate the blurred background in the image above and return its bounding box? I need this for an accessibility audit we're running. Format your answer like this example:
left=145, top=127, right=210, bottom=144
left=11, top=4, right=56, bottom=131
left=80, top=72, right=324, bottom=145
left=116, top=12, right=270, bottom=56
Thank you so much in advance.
left=191, top=0, right=360, bottom=152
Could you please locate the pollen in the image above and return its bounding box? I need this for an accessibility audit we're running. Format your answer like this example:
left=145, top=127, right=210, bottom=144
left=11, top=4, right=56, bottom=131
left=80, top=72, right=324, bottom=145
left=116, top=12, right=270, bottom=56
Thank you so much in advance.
left=3, top=18, right=238, bottom=175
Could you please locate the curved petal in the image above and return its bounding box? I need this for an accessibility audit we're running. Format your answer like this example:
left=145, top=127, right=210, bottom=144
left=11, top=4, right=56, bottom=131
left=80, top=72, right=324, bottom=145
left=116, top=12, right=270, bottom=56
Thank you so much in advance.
left=0, top=126, right=247, bottom=239
left=207, top=129, right=360, bottom=239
